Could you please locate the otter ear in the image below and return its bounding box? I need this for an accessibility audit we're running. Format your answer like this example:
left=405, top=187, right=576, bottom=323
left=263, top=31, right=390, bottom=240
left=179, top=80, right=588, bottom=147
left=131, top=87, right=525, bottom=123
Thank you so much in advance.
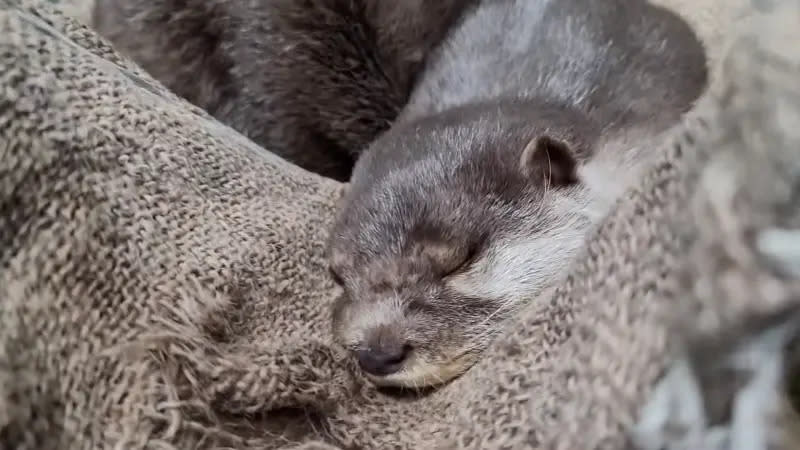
left=519, top=135, right=579, bottom=186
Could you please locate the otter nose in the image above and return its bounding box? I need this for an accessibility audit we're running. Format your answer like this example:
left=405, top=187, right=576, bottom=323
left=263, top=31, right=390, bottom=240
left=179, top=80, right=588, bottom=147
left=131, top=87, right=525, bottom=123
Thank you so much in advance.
left=356, top=345, right=410, bottom=376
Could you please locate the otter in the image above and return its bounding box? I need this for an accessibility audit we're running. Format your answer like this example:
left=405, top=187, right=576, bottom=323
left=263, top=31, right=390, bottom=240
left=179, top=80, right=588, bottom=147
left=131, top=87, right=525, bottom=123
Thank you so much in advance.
left=328, top=0, right=708, bottom=388
left=92, top=0, right=476, bottom=180
left=93, top=0, right=707, bottom=389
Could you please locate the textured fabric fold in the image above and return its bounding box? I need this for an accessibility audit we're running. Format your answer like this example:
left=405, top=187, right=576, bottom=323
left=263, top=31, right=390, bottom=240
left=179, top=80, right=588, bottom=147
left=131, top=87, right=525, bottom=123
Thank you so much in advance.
left=1, top=0, right=799, bottom=449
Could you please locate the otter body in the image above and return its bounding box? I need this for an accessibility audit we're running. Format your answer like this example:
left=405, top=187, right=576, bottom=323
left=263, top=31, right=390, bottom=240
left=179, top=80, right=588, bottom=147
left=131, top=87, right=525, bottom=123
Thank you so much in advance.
left=94, top=0, right=707, bottom=388
left=92, top=0, right=475, bottom=180
left=329, top=0, right=707, bottom=387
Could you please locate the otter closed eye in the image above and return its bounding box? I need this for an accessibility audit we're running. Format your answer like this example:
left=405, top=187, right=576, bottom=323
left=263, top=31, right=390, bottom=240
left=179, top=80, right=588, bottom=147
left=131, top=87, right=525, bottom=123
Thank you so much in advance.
left=329, top=0, right=707, bottom=389
left=406, top=298, right=430, bottom=313
left=440, top=245, right=478, bottom=277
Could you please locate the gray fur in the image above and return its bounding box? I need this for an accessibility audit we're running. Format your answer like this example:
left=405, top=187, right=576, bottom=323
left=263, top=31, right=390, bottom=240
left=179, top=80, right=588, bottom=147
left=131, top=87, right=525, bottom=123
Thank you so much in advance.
left=330, top=0, right=708, bottom=387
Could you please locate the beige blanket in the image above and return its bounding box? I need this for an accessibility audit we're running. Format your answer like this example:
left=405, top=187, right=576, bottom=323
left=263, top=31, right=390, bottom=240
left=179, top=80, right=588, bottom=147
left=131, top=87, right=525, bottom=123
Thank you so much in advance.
left=2, top=0, right=799, bottom=449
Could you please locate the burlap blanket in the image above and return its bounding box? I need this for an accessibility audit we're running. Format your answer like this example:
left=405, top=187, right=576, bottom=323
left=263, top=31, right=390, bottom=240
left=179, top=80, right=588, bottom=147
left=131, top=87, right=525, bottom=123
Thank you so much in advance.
left=2, top=0, right=800, bottom=449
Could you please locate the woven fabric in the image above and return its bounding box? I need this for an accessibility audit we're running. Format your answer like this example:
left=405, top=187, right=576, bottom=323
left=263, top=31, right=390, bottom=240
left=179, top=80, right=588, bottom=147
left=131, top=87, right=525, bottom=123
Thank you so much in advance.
left=1, top=0, right=798, bottom=449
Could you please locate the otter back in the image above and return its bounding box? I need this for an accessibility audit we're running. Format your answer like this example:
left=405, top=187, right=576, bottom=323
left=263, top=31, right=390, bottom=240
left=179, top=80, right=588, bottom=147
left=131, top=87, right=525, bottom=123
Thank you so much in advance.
left=92, top=0, right=476, bottom=180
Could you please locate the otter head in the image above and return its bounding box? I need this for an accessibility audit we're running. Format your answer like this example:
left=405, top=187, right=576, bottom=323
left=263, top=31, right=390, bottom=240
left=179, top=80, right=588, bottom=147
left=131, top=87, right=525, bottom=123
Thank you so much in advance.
left=328, top=102, right=603, bottom=388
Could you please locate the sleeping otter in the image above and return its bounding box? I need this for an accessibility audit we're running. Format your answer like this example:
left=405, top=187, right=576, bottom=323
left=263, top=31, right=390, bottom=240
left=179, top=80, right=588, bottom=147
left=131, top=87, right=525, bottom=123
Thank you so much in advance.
left=93, top=0, right=707, bottom=388
left=92, top=0, right=475, bottom=181
left=327, top=0, right=707, bottom=388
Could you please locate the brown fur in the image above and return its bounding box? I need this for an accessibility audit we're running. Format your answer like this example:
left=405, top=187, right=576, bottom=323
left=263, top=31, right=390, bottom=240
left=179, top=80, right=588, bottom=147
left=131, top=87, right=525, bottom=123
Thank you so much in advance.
left=92, top=0, right=475, bottom=180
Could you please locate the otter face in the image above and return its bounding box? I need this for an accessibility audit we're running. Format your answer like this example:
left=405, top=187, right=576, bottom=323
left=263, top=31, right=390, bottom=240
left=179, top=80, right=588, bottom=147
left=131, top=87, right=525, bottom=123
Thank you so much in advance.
left=328, top=104, right=603, bottom=388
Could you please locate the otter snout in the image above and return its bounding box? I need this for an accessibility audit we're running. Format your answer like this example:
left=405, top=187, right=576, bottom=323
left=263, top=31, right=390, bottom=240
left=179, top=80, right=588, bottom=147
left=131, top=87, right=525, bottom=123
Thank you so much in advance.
left=357, top=324, right=413, bottom=376
left=356, top=346, right=410, bottom=376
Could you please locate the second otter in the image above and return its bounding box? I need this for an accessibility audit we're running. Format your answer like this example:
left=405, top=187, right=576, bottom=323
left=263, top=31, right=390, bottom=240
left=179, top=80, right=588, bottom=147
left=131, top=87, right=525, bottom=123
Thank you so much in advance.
left=328, top=0, right=707, bottom=388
